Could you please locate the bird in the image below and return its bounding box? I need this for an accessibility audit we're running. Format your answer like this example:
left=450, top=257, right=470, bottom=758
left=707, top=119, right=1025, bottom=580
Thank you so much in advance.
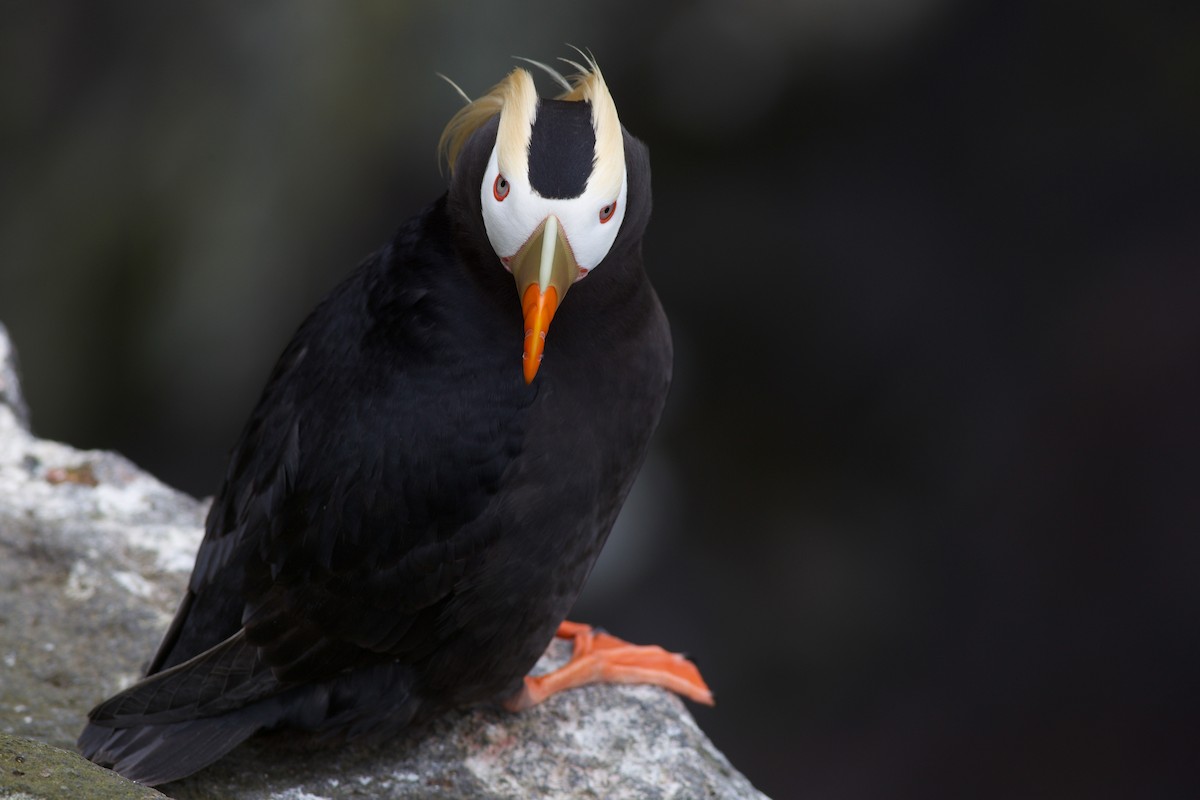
left=77, top=53, right=712, bottom=786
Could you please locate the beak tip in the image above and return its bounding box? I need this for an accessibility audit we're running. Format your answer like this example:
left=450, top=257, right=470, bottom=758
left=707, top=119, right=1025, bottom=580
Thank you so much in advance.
left=522, top=349, right=542, bottom=384
left=520, top=284, right=558, bottom=386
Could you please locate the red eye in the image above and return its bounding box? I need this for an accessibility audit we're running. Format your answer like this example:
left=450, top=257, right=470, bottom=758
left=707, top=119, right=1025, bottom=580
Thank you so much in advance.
left=599, top=200, right=617, bottom=223
left=493, top=174, right=510, bottom=201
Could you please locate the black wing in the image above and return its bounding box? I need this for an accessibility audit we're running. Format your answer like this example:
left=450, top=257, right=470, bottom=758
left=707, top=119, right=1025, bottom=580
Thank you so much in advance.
left=83, top=201, right=532, bottom=776
left=158, top=201, right=528, bottom=678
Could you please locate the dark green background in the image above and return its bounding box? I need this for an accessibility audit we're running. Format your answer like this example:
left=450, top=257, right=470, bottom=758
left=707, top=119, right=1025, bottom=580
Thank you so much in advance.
left=3, top=2, right=1197, bottom=798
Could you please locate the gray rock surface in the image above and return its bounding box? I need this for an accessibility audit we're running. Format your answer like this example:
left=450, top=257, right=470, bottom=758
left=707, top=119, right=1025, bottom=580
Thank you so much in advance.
left=0, top=323, right=29, bottom=432
left=0, top=323, right=768, bottom=800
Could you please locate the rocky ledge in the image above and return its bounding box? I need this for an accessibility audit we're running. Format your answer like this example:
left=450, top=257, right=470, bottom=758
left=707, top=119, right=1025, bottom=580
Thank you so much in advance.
left=0, top=321, right=768, bottom=800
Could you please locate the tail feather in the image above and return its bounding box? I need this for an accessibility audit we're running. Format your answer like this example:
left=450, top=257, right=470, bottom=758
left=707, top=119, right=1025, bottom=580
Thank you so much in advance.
left=79, top=629, right=290, bottom=785
left=78, top=700, right=283, bottom=786
left=78, top=632, right=426, bottom=785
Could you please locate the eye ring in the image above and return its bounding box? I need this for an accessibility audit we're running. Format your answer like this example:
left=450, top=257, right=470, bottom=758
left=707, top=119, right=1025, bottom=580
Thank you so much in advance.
left=599, top=200, right=617, bottom=223
left=493, top=174, right=510, bottom=201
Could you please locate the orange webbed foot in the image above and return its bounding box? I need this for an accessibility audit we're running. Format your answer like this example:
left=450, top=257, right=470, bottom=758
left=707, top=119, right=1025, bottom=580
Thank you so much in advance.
left=504, top=620, right=714, bottom=712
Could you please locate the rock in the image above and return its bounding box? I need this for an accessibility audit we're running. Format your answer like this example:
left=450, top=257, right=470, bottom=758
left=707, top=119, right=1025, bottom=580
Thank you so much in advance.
left=0, top=322, right=29, bottom=432
left=0, top=323, right=769, bottom=800
left=0, top=733, right=167, bottom=799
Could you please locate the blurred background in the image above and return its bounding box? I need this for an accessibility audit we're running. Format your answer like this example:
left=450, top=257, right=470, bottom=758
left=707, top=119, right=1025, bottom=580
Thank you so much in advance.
left=2, top=2, right=1197, bottom=798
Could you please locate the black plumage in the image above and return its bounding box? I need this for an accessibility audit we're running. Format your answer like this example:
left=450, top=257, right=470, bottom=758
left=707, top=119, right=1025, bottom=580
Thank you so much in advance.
left=78, top=68, right=679, bottom=786
left=528, top=99, right=597, bottom=198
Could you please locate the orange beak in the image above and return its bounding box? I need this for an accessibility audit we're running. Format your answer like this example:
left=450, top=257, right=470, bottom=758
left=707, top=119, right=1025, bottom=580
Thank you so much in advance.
left=508, top=215, right=577, bottom=384
left=521, top=282, right=558, bottom=384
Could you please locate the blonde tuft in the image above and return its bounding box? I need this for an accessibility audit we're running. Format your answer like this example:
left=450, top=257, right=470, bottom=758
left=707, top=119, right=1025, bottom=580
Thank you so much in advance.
left=439, top=68, right=535, bottom=175
left=555, top=50, right=625, bottom=199
left=438, top=54, right=625, bottom=198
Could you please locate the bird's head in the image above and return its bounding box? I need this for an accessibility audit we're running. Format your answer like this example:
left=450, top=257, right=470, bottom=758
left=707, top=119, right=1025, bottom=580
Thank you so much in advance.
left=440, top=54, right=630, bottom=383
